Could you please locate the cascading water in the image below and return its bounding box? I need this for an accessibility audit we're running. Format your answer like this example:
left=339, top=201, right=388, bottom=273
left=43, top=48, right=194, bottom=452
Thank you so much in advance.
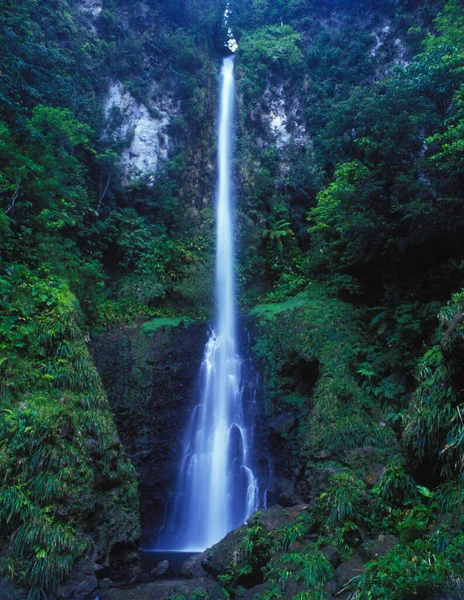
left=159, top=57, right=259, bottom=552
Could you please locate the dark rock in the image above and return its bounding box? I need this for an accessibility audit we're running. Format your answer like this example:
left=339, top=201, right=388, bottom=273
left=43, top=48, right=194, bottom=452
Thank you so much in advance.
left=285, top=504, right=310, bottom=522
left=324, top=580, right=338, bottom=595
left=334, top=553, right=365, bottom=594
left=277, top=485, right=303, bottom=507
left=242, top=583, right=269, bottom=600
left=248, top=504, right=309, bottom=532
left=181, top=553, right=211, bottom=579
left=321, top=545, right=342, bottom=567
left=98, top=578, right=224, bottom=600
left=268, top=411, right=296, bottom=434
left=297, top=465, right=339, bottom=502
left=288, top=541, right=304, bottom=552
left=0, top=577, right=27, bottom=600
left=360, top=535, right=399, bottom=561
left=363, top=469, right=382, bottom=488
left=86, top=438, right=99, bottom=451
left=356, top=446, right=376, bottom=459
left=90, top=324, right=209, bottom=549
left=99, top=578, right=114, bottom=590
left=56, top=558, right=98, bottom=599
left=201, top=526, right=247, bottom=577
left=151, top=559, right=170, bottom=578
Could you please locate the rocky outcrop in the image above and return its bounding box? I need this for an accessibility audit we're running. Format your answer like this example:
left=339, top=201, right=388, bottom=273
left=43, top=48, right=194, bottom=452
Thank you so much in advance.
left=181, top=553, right=211, bottom=579
left=78, top=0, right=102, bottom=17
left=103, top=81, right=177, bottom=182
left=90, top=322, right=208, bottom=548
left=201, top=526, right=248, bottom=577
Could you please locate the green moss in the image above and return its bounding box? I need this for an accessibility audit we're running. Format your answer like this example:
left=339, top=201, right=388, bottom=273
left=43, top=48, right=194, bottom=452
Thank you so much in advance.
left=140, top=316, right=197, bottom=335
left=249, top=292, right=310, bottom=317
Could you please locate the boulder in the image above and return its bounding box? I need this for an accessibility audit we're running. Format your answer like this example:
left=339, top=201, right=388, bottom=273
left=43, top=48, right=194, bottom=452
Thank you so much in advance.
left=321, top=545, right=342, bottom=568
left=201, top=526, right=247, bottom=577
left=181, top=553, right=211, bottom=579
left=56, top=558, right=98, bottom=599
left=334, top=553, right=365, bottom=595
left=249, top=504, right=309, bottom=531
left=99, top=578, right=114, bottom=590
left=151, top=559, right=170, bottom=578
left=360, top=535, right=399, bottom=560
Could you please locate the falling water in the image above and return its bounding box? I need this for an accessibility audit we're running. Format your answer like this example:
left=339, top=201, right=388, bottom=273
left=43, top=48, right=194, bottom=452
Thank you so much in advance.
left=159, top=57, right=259, bottom=552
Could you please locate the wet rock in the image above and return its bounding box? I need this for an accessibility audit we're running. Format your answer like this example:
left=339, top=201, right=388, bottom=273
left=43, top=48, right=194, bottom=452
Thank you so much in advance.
left=202, top=526, right=247, bottom=577
left=90, top=324, right=208, bottom=549
left=360, top=535, right=399, bottom=561
left=321, top=545, right=342, bottom=567
left=151, top=559, right=170, bottom=578
left=181, top=553, right=211, bottom=579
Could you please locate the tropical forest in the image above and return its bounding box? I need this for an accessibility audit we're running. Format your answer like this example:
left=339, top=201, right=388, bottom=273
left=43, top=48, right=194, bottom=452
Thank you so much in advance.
left=0, top=0, right=464, bottom=599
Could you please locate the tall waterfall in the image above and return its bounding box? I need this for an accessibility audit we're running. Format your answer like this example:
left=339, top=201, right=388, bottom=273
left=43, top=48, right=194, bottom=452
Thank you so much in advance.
left=160, top=57, right=259, bottom=552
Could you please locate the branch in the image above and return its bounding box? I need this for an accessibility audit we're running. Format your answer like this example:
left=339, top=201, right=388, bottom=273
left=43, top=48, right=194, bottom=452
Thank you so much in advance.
left=441, top=311, right=464, bottom=347
left=96, top=172, right=111, bottom=213
left=5, top=188, right=19, bottom=215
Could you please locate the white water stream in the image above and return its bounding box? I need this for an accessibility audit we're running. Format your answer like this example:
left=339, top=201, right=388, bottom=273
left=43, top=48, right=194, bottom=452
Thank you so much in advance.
left=159, top=57, right=258, bottom=552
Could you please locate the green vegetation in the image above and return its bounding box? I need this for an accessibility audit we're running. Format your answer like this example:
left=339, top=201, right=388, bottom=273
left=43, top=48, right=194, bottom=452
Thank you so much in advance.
left=0, top=267, right=139, bottom=598
left=2, top=0, right=464, bottom=596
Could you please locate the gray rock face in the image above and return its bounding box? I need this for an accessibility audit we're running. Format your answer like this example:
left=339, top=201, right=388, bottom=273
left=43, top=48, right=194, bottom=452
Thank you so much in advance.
left=78, top=0, right=102, bottom=17
left=103, top=81, right=177, bottom=182
left=259, top=82, right=310, bottom=151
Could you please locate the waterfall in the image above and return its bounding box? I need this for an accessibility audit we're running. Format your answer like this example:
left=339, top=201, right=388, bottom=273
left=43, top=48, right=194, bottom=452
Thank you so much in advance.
left=159, top=57, right=259, bottom=552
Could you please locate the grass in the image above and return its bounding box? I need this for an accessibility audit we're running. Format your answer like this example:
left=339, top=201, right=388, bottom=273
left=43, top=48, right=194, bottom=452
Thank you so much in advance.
left=140, top=316, right=196, bottom=335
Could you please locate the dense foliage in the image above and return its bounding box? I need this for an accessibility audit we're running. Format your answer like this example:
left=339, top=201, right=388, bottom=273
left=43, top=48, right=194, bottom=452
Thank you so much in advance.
left=2, top=0, right=464, bottom=597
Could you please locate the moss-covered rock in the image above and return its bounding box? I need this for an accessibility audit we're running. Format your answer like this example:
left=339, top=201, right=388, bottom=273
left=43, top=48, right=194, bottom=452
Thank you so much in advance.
left=90, top=320, right=208, bottom=548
